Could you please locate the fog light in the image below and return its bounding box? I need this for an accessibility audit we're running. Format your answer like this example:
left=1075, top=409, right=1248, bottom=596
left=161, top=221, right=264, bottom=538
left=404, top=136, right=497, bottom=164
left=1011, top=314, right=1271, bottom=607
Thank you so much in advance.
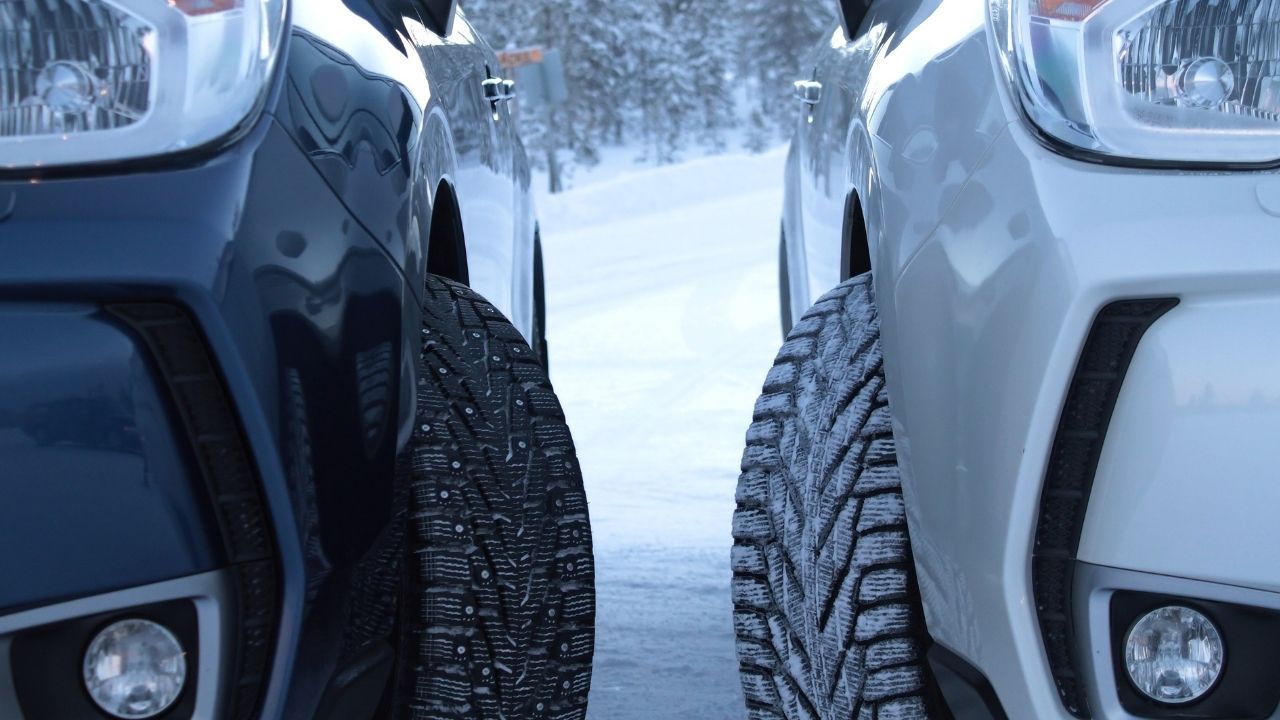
left=1124, top=606, right=1224, bottom=705
left=83, top=619, right=187, bottom=718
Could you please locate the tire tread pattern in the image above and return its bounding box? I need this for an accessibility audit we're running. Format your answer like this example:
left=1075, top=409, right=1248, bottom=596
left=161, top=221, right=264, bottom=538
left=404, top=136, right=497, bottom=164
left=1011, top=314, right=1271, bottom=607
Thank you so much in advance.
left=732, top=275, right=932, bottom=720
left=399, top=276, right=594, bottom=720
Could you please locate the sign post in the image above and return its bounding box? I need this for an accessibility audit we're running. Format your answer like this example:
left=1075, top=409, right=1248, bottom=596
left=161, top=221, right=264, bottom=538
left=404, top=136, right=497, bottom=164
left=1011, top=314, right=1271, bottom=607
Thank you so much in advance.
left=497, top=46, right=569, bottom=193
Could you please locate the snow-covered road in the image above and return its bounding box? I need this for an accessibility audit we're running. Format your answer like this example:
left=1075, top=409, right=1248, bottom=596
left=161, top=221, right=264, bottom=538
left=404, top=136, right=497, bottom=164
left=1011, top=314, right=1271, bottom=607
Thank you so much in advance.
left=537, top=147, right=788, bottom=719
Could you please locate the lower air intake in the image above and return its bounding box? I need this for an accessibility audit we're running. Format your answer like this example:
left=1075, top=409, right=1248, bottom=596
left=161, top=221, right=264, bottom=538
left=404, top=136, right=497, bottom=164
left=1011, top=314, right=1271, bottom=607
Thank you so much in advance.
left=1032, top=298, right=1178, bottom=718
left=108, top=303, right=278, bottom=720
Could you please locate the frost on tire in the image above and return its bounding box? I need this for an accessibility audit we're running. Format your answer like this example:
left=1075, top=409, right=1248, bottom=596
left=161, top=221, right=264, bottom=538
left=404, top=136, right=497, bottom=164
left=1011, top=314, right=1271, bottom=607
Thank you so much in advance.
left=394, top=275, right=595, bottom=720
left=732, top=275, right=937, bottom=720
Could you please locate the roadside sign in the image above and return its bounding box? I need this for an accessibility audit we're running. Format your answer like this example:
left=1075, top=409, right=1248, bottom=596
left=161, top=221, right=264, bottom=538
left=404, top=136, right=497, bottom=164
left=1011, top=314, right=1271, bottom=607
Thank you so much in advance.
left=540, top=48, right=568, bottom=105
left=498, top=47, right=544, bottom=70
left=499, top=46, right=570, bottom=194
left=514, top=48, right=567, bottom=108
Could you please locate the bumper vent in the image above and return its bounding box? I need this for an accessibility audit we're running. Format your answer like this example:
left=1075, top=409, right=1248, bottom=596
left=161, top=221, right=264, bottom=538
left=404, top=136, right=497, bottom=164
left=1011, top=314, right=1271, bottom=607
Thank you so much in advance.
left=108, top=303, right=279, bottom=720
left=1032, top=298, right=1178, bottom=718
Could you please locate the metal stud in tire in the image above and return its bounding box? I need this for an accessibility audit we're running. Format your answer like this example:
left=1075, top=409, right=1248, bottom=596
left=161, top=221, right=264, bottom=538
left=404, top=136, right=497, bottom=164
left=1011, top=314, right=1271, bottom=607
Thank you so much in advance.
left=395, top=275, right=595, bottom=720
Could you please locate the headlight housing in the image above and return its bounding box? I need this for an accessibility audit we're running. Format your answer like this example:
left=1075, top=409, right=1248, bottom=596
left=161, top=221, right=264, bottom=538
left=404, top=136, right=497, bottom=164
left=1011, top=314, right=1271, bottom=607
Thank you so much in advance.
left=0, top=0, right=287, bottom=170
left=992, top=0, right=1280, bottom=164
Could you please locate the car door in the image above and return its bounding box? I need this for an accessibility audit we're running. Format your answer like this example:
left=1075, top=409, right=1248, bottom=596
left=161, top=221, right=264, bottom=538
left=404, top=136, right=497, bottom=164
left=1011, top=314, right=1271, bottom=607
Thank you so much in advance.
left=418, top=7, right=520, bottom=324
left=468, top=20, right=535, bottom=340
left=798, top=22, right=866, bottom=304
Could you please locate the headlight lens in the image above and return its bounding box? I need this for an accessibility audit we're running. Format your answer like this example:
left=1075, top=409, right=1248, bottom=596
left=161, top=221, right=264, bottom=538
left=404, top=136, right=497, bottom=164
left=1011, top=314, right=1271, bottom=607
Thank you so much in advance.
left=83, top=618, right=188, bottom=718
left=1124, top=606, right=1225, bottom=704
left=0, top=0, right=287, bottom=170
left=993, top=0, right=1280, bottom=164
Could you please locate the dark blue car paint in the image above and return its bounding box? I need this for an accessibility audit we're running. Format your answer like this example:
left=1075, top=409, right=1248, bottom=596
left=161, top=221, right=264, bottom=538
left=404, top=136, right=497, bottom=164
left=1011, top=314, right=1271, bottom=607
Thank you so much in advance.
left=0, top=305, right=224, bottom=613
left=279, top=31, right=428, bottom=296
left=0, top=0, right=536, bottom=713
left=0, top=114, right=386, bottom=717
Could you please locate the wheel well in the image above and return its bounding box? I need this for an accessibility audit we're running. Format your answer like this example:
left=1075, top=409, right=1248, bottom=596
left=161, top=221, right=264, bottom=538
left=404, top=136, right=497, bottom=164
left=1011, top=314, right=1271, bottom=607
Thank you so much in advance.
left=841, top=192, right=871, bottom=281
left=427, top=180, right=469, bottom=286
left=534, top=227, right=546, bottom=334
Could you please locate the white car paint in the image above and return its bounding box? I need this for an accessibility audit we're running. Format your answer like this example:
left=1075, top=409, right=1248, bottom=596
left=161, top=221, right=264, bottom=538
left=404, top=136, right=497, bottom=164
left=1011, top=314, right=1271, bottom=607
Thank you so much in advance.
left=783, top=1, right=1280, bottom=717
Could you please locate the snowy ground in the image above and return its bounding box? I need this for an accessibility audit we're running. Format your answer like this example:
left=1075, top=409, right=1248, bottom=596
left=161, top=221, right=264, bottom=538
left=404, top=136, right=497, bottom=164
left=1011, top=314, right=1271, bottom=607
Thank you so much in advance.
left=536, top=146, right=788, bottom=719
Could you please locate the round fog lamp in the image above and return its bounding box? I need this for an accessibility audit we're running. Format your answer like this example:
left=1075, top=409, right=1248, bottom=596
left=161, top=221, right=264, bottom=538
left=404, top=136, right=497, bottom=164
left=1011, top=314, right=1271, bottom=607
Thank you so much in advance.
left=83, top=619, right=187, bottom=718
left=1124, top=606, right=1224, bottom=704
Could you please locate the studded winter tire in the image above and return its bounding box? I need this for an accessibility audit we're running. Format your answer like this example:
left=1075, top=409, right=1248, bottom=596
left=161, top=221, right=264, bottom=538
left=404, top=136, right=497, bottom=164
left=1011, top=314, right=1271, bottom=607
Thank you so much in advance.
left=732, top=275, right=939, bottom=720
left=393, top=275, right=595, bottom=720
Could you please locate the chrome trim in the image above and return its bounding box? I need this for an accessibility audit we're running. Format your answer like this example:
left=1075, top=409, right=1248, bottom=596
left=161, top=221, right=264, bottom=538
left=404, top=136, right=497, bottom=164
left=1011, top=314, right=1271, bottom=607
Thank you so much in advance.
left=793, top=79, right=823, bottom=105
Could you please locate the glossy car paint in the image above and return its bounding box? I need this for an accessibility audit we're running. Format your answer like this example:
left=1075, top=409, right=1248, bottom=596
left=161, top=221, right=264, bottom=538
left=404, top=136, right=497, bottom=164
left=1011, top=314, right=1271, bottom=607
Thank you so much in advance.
left=783, top=1, right=1280, bottom=718
left=0, top=2, right=538, bottom=717
left=282, top=1, right=536, bottom=334
left=1080, top=295, right=1280, bottom=594
left=0, top=306, right=223, bottom=613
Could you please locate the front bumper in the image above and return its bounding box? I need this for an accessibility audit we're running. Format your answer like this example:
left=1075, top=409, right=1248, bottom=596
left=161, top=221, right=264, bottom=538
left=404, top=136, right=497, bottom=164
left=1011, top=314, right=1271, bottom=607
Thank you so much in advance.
left=0, top=111, right=414, bottom=718
left=0, top=305, right=224, bottom=614
left=887, top=119, right=1280, bottom=719
left=0, top=119, right=303, bottom=719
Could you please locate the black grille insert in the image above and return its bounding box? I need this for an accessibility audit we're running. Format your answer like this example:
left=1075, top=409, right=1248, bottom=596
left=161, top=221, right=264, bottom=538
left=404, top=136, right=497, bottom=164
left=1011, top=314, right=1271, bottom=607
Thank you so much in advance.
left=109, top=303, right=279, bottom=720
left=1033, top=298, right=1178, bottom=718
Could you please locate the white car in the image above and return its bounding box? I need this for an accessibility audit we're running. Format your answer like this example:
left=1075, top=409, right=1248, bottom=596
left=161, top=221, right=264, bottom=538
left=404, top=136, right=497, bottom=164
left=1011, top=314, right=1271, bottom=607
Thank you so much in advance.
left=733, top=1, right=1280, bottom=719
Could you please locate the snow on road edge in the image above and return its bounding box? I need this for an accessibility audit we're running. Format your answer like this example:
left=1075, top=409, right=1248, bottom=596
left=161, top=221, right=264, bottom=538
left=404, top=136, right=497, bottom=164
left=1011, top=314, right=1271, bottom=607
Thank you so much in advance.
left=537, top=147, right=788, bottom=719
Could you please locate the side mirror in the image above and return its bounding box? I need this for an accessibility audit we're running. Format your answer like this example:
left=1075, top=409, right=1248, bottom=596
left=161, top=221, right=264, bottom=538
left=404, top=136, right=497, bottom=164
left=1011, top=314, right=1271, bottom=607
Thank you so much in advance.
left=421, top=0, right=457, bottom=36
left=838, top=0, right=871, bottom=37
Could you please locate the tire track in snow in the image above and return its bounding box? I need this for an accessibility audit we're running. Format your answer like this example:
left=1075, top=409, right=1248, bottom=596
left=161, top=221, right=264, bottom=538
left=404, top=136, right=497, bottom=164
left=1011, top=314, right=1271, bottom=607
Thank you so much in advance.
left=538, top=148, right=787, bottom=720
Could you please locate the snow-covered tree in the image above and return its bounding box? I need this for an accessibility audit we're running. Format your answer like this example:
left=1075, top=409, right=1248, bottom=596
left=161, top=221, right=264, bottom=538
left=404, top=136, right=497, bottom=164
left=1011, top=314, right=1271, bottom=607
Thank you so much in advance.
left=631, top=1, right=700, bottom=163
left=679, top=0, right=738, bottom=152
left=571, top=0, right=640, bottom=157
left=462, top=0, right=836, bottom=181
left=466, top=0, right=624, bottom=171
left=739, top=0, right=837, bottom=140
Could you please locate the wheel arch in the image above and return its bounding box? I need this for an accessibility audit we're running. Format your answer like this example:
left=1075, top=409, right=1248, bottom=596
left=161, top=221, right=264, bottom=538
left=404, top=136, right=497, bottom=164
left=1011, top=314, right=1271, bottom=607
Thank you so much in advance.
left=780, top=142, right=812, bottom=329
left=841, top=191, right=872, bottom=282
left=532, top=225, right=548, bottom=366
left=842, top=118, right=880, bottom=283
left=426, top=178, right=469, bottom=287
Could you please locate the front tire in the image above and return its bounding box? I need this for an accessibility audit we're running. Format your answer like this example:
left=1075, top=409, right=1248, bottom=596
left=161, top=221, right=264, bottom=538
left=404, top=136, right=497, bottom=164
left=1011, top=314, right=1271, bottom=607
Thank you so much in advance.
left=394, top=275, right=595, bottom=719
left=732, top=275, right=938, bottom=719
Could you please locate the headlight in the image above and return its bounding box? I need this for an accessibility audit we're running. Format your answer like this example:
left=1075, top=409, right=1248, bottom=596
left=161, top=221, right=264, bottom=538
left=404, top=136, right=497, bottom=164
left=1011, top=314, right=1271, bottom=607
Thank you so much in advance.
left=0, top=0, right=287, bottom=170
left=992, top=0, right=1280, bottom=164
